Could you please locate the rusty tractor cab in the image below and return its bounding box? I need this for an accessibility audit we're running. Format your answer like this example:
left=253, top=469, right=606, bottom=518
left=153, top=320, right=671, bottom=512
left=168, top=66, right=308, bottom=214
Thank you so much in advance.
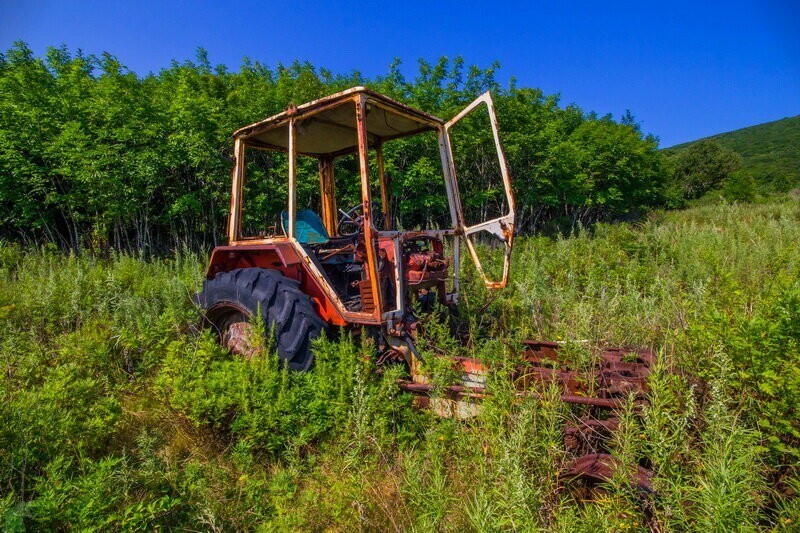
left=197, top=87, right=660, bottom=497
left=198, top=87, right=515, bottom=371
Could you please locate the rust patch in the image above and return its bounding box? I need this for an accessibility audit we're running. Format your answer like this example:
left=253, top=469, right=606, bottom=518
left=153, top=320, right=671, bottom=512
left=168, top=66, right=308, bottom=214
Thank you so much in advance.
left=563, top=453, right=654, bottom=494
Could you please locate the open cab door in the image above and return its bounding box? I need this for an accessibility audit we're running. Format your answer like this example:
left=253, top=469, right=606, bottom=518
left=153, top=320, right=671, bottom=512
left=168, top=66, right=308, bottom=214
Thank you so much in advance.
left=444, top=92, right=515, bottom=289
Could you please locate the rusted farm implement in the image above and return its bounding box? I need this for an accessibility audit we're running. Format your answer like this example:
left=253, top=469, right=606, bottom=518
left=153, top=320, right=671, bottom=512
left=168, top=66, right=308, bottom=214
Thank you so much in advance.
left=195, top=87, right=656, bottom=498
left=400, top=339, right=656, bottom=494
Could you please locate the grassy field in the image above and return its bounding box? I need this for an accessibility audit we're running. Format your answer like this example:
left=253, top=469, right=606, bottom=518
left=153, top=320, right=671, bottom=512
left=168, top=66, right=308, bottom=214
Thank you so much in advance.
left=1, top=198, right=799, bottom=531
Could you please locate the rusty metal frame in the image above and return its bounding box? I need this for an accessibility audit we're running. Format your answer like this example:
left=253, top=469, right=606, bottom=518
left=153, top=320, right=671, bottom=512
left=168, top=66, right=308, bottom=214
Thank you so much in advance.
left=287, top=118, right=297, bottom=239
left=225, top=87, right=515, bottom=325
left=442, top=91, right=516, bottom=289
left=233, top=87, right=442, bottom=145
left=318, top=157, right=337, bottom=236
left=228, top=138, right=245, bottom=242
left=355, top=92, right=384, bottom=320
left=226, top=99, right=381, bottom=324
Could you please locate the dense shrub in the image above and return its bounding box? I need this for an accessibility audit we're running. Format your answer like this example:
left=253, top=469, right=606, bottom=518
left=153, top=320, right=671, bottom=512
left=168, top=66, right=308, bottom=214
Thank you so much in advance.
left=0, top=43, right=668, bottom=251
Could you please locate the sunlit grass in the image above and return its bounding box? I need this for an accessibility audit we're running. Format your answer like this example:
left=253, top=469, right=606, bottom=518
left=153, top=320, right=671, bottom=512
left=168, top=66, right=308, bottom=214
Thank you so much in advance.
left=1, top=198, right=798, bottom=529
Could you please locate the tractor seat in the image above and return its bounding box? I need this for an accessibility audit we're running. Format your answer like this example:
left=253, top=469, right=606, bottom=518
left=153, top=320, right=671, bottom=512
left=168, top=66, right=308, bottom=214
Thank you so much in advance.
left=281, top=209, right=331, bottom=244
left=281, top=209, right=354, bottom=248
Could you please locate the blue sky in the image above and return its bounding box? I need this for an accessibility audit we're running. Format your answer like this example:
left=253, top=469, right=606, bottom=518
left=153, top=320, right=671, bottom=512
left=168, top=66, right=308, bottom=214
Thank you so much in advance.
left=2, top=0, right=798, bottom=147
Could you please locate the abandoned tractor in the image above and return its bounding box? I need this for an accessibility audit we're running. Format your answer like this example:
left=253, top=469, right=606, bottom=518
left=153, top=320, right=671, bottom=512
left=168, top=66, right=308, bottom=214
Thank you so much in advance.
left=197, top=87, right=514, bottom=368
left=196, top=87, right=655, bottom=496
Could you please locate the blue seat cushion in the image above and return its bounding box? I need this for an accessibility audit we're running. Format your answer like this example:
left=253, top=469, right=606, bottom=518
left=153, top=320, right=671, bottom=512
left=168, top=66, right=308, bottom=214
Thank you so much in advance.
left=281, top=209, right=330, bottom=245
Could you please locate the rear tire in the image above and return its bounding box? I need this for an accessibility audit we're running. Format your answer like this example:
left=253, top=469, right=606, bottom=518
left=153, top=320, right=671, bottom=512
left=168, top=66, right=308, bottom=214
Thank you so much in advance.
left=195, top=268, right=327, bottom=371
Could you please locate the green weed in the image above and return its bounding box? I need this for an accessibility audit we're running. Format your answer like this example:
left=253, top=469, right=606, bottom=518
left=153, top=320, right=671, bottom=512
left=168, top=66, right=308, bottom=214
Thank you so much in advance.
left=1, top=199, right=798, bottom=529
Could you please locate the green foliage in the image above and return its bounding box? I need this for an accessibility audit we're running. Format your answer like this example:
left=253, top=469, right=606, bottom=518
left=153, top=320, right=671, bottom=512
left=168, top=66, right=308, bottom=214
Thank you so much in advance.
left=499, top=90, right=666, bottom=230
left=0, top=43, right=668, bottom=250
left=1, top=199, right=799, bottom=529
left=722, top=169, right=758, bottom=202
left=687, top=281, right=800, bottom=463
left=157, top=332, right=365, bottom=456
left=666, top=114, right=800, bottom=196
left=667, top=139, right=742, bottom=199
left=690, top=383, right=765, bottom=532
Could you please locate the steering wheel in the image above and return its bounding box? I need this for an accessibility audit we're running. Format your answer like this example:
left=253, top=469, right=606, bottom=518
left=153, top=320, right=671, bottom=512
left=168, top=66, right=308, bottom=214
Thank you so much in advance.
left=337, top=205, right=364, bottom=236
left=337, top=203, right=385, bottom=236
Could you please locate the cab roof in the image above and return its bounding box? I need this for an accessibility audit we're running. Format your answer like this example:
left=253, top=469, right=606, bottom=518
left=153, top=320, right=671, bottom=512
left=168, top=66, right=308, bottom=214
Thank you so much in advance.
left=233, top=87, right=444, bottom=157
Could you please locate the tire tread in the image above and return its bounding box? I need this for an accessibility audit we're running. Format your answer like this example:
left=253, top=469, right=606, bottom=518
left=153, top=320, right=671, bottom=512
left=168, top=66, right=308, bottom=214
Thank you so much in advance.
left=197, top=268, right=326, bottom=370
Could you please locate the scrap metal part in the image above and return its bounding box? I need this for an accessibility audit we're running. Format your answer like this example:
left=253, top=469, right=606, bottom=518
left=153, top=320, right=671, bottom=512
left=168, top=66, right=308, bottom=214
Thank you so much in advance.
left=517, top=340, right=654, bottom=402
left=399, top=339, right=657, bottom=497
left=563, top=453, right=654, bottom=494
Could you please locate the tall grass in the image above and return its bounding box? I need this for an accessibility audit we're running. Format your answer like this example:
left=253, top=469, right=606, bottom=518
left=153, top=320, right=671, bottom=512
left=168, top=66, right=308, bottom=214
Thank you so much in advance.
left=1, top=198, right=798, bottom=530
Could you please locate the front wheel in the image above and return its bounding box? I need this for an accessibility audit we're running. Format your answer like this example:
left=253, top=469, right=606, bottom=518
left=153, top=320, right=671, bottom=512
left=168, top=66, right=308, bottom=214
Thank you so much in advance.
left=195, top=268, right=327, bottom=371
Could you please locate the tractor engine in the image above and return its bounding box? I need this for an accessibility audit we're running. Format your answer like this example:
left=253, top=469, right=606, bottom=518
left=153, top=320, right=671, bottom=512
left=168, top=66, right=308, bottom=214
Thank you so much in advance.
left=401, top=237, right=449, bottom=287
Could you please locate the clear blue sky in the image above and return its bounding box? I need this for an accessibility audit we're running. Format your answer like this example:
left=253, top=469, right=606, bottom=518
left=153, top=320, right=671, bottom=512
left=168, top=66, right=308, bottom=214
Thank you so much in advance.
left=2, top=0, right=798, bottom=147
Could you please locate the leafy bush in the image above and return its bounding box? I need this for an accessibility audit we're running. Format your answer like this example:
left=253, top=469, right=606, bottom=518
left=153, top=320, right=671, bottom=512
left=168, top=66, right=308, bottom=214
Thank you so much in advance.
left=156, top=332, right=366, bottom=456
left=666, top=139, right=742, bottom=199
left=0, top=43, right=668, bottom=251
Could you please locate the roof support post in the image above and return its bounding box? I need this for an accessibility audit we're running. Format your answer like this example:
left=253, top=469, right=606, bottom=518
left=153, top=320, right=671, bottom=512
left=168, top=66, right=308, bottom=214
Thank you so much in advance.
left=318, top=157, right=338, bottom=236
left=287, top=119, right=297, bottom=239
left=356, top=94, right=383, bottom=317
left=228, top=138, right=245, bottom=243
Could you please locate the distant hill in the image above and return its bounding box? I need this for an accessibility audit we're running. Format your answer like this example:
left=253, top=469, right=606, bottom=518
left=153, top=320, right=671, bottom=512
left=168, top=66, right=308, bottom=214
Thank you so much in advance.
left=665, top=115, right=800, bottom=192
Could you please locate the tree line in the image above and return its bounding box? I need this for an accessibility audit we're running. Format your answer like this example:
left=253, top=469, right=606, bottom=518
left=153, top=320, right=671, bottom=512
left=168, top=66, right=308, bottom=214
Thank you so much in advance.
left=0, top=42, right=739, bottom=252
